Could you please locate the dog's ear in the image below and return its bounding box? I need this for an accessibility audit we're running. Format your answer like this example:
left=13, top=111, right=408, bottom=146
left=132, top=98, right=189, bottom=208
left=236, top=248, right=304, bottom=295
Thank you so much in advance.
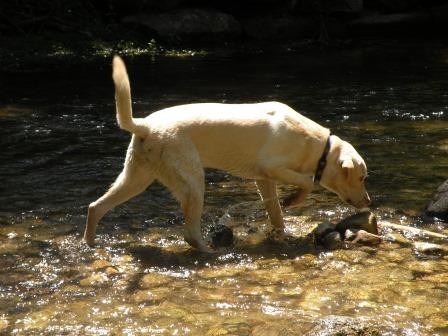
left=341, top=158, right=354, bottom=169
left=340, top=157, right=354, bottom=180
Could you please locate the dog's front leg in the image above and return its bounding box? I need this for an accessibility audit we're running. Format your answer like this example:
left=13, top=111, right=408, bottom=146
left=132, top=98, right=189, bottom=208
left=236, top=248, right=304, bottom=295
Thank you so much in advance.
left=256, top=179, right=284, bottom=230
left=282, top=188, right=312, bottom=208
left=262, top=167, right=313, bottom=208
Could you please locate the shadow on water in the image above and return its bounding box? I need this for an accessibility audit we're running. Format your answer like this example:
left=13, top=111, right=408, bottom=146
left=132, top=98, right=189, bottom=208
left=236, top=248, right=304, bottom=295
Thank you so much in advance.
left=128, top=234, right=317, bottom=270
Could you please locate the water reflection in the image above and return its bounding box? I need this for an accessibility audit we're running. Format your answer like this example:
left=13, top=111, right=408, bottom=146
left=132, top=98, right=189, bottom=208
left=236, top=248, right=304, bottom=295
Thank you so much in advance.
left=1, top=43, right=448, bottom=335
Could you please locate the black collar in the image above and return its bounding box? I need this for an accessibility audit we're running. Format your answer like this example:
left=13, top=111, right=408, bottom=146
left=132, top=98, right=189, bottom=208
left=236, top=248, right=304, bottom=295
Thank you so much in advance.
left=314, top=134, right=332, bottom=183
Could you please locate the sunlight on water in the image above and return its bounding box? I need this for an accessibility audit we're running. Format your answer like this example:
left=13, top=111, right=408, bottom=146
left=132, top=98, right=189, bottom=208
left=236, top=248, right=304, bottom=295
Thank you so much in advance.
left=1, top=43, right=448, bottom=335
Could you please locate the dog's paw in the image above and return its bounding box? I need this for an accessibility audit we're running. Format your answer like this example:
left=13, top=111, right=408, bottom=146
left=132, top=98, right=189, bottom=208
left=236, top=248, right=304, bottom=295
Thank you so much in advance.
left=83, top=235, right=96, bottom=248
left=269, top=227, right=286, bottom=240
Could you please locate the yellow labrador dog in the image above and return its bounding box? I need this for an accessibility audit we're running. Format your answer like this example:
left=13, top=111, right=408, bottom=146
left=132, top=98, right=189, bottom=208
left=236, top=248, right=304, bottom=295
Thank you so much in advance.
left=84, top=56, right=370, bottom=252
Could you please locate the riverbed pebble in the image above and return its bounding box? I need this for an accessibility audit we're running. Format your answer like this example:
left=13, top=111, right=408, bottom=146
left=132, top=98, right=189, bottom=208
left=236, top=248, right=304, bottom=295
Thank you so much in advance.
left=79, top=272, right=110, bottom=287
left=335, top=211, right=378, bottom=235
left=413, top=242, right=448, bottom=255
left=208, top=224, right=234, bottom=248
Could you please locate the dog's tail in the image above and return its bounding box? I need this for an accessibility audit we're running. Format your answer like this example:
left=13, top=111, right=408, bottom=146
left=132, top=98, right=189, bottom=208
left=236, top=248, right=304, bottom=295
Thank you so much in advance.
left=112, top=55, right=147, bottom=138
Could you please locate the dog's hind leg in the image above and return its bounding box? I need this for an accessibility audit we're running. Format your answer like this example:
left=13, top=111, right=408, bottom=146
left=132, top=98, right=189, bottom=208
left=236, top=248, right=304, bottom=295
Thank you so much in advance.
left=84, top=163, right=154, bottom=247
left=256, top=179, right=284, bottom=230
left=158, top=145, right=212, bottom=252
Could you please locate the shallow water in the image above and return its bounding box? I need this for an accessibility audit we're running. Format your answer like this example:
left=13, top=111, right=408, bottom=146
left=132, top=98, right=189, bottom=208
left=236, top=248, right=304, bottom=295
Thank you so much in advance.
left=1, top=42, right=448, bottom=335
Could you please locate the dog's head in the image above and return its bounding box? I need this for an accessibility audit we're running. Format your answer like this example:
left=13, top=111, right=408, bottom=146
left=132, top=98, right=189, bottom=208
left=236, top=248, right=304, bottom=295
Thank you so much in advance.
left=320, top=136, right=371, bottom=209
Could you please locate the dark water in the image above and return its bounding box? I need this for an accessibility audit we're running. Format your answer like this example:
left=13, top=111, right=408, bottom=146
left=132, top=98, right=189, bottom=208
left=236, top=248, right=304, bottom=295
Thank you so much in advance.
left=1, top=42, right=448, bottom=335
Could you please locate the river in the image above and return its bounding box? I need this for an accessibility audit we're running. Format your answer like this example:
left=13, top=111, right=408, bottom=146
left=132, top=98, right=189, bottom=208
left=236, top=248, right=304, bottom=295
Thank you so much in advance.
left=1, top=41, right=448, bottom=335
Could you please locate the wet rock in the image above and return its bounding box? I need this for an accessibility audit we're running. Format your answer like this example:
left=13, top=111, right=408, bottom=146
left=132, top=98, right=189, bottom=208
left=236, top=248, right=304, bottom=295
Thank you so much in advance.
left=139, top=273, right=173, bottom=289
left=198, top=265, right=242, bottom=279
left=421, top=272, right=448, bottom=283
left=79, top=272, right=110, bottom=287
left=91, top=259, right=112, bottom=270
left=413, top=242, right=448, bottom=255
left=123, top=9, right=241, bottom=41
left=344, top=229, right=357, bottom=241
left=131, top=288, right=171, bottom=304
left=384, top=232, right=412, bottom=246
left=0, top=316, right=8, bottom=333
left=252, top=323, right=282, bottom=336
left=336, top=211, right=378, bottom=235
left=349, top=11, right=431, bottom=35
left=307, top=315, right=383, bottom=336
left=315, top=222, right=337, bottom=238
left=321, top=231, right=343, bottom=250
left=207, top=318, right=251, bottom=336
left=208, top=224, right=234, bottom=248
left=349, top=230, right=382, bottom=245
left=425, top=179, right=448, bottom=222
left=105, top=267, right=120, bottom=276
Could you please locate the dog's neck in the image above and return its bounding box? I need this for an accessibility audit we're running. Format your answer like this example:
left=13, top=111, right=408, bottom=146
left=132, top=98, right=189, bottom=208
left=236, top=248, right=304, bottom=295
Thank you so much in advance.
left=314, top=134, right=332, bottom=183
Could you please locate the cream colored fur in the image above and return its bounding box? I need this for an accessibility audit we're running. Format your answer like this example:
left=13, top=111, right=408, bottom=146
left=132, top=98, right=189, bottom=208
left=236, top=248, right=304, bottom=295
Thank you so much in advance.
left=84, top=56, right=370, bottom=252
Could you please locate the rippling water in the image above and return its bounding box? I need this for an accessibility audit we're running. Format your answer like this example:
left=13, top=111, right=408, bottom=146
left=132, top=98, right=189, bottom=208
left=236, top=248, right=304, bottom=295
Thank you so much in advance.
left=1, top=42, right=448, bottom=335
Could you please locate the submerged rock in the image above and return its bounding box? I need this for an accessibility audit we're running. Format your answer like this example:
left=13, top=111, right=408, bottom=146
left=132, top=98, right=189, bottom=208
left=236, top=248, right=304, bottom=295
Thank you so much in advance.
left=321, top=231, right=343, bottom=250
left=208, top=224, right=234, bottom=248
left=413, top=242, right=448, bottom=255
left=336, top=211, right=378, bottom=235
left=140, top=273, right=173, bottom=289
left=421, top=272, right=448, bottom=283
left=306, top=315, right=383, bottom=336
left=425, top=179, right=448, bottom=222
left=79, top=273, right=110, bottom=287
left=313, top=212, right=381, bottom=249
left=315, top=222, right=337, bottom=238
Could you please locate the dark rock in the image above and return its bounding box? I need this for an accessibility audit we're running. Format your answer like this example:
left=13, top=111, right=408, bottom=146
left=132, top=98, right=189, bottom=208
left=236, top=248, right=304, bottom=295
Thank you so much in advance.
left=425, top=180, right=448, bottom=222
left=243, top=15, right=315, bottom=40
left=208, top=225, right=234, bottom=248
left=296, top=0, right=362, bottom=14
left=123, top=9, right=241, bottom=41
left=364, top=0, right=413, bottom=13
left=349, top=11, right=431, bottom=35
left=335, top=211, right=378, bottom=235
left=321, top=231, right=343, bottom=250
left=324, top=0, right=363, bottom=13
left=314, top=222, right=337, bottom=238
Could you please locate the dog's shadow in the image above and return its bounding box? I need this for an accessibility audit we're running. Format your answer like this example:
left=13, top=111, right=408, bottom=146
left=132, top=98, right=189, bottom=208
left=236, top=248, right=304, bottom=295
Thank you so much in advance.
left=127, top=232, right=317, bottom=270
